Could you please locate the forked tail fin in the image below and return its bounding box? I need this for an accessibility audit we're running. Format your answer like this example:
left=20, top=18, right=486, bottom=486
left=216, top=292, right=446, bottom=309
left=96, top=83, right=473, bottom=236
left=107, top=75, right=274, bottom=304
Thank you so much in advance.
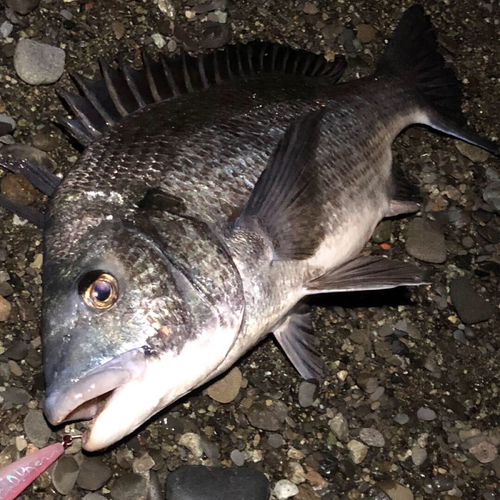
left=376, top=4, right=499, bottom=155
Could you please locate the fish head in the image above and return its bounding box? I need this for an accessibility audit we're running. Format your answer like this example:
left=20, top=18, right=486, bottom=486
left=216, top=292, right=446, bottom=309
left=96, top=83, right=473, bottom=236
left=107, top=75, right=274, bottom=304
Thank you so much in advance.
left=42, top=210, right=244, bottom=451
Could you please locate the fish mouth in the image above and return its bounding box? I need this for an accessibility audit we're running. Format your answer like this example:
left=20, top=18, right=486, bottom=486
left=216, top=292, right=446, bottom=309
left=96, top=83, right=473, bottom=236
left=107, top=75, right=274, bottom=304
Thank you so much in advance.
left=44, top=348, right=147, bottom=448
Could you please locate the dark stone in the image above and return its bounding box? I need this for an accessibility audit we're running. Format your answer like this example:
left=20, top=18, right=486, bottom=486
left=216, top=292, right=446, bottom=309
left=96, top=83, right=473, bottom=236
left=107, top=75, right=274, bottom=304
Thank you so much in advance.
left=477, top=225, right=500, bottom=244
left=165, top=465, right=270, bottom=500
left=110, top=473, right=147, bottom=500
left=77, top=457, right=112, bottom=490
left=4, top=341, right=28, bottom=360
left=449, top=277, right=495, bottom=324
left=5, top=0, right=40, bottom=15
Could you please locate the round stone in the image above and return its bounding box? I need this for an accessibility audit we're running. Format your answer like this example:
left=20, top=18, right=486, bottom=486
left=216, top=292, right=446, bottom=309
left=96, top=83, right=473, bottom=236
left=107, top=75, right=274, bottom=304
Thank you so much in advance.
left=206, top=367, right=242, bottom=403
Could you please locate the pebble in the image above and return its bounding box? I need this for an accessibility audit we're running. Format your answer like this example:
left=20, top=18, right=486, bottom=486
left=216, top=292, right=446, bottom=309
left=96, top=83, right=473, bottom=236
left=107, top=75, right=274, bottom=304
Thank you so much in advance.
left=356, top=24, right=376, bottom=43
left=469, top=440, right=498, bottom=463
left=286, top=462, right=306, bottom=484
left=24, top=410, right=51, bottom=447
left=274, top=479, right=299, bottom=499
left=14, top=39, right=66, bottom=85
left=132, top=452, right=155, bottom=474
left=15, top=436, right=27, bottom=451
left=411, top=445, right=427, bottom=466
left=111, top=20, right=125, bottom=40
left=152, top=33, right=166, bottom=49
left=0, top=21, right=14, bottom=39
left=179, top=432, right=204, bottom=458
left=298, top=380, right=318, bottom=407
left=247, top=402, right=285, bottom=431
left=0, top=114, right=16, bottom=136
left=376, top=481, right=414, bottom=500
left=357, top=372, right=378, bottom=394
left=207, top=10, right=227, bottom=23
left=0, top=296, right=12, bottom=321
left=359, top=428, right=385, bottom=447
left=110, top=473, right=148, bottom=500
left=347, top=440, right=368, bottom=464
left=51, top=455, right=79, bottom=495
left=455, top=140, right=490, bottom=162
left=3, top=387, right=30, bottom=404
left=330, top=412, right=349, bottom=442
left=116, top=447, right=134, bottom=469
left=77, top=457, right=112, bottom=490
left=372, top=220, right=393, bottom=243
left=5, top=0, right=40, bottom=15
left=483, top=181, right=500, bottom=213
left=417, top=407, right=436, bottom=421
left=268, top=433, right=285, bottom=449
left=449, top=277, right=495, bottom=324
left=303, top=2, right=319, bottom=15
left=433, top=474, right=454, bottom=492
left=165, top=465, right=270, bottom=500
left=83, top=495, right=108, bottom=500
left=230, top=449, right=245, bottom=466
left=206, top=367, right=242, bottom=403
left=406, top=218, right=446, bottom=263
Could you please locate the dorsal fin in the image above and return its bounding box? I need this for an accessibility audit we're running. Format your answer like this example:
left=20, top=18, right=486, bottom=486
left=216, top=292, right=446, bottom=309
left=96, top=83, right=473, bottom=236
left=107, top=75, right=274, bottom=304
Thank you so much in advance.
left=58, top=42, right=347, bottom=147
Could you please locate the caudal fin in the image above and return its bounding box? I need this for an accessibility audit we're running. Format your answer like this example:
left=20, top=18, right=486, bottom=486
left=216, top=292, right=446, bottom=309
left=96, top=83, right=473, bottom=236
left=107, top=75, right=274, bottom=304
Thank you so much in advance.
left=377, top=4, right=499, bottom=155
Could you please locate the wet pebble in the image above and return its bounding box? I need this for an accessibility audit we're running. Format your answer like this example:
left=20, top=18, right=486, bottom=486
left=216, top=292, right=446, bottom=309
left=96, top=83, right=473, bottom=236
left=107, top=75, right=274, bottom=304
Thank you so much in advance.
left=51, top=455, right=79, bottom=495
left=357, top=372, right=379, bottom=394
left=455, top=140, right=490, bottom=163
left=247, top=402, right=286, bottom=431
left=132, top=452, right=155, bottom=474
left=77, top=457, right=112, bottom=490
left=206, top=366, right=242, bottom=403
left=329, top=412, right=349, bottom=442
left=14, top=39, right=65, bottom=85
left=298, top=380, right=318, bottom=408
left=231, top=449, right=245, bottom=466
left=275, top=479, right=299, bottom=499
left=5, top=0, right=40, bottom=15
left=417, top=407, right=436, bottom=421
left=110, top=473, right=148, bottom=500
left=411, top=445, right=427, bottom=466
left=286, top=462, right=306, bottom=484
left=469, top=440, right=498, bottom=463
left=0, top=114, right=16, bottom=136
left=433, top=474, right=454, bottom=492
left=268, top=433, right=285, bottom=449
left=347, top=439, right=368, bottom=464
left=83, top=495, right=108, bottom=500
left=0, top=21, right=14, bottom=39
left=303, top=2, right=319, bottom=15
left=372, top=220, right=393, bottom=243
left=0, top=296, right=12, bottom=321
left=356, top=24, right=376, bottom=43
left=179, top=432, right=204, bottom=458
left=1, top=173, right=39, bottom=205
left=3, top=386, right=30, bottom=404
left=359, top=427, right=385, bottom=447
left=406, top=218, right=446, bottom=263
left=24, top=409, right=51, bottom=447
left=483, top=181, right=500, bottom=213
left=376, top=481, right=414, bottom=500
left=449, top=277, right=495, bottom=324
left=165, top=465, right=270, bottom=500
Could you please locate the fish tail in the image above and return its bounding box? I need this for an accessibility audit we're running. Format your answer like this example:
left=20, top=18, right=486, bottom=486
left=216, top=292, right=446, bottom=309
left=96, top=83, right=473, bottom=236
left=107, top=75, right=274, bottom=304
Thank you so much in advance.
left=376, top=4, right=499, bottom=155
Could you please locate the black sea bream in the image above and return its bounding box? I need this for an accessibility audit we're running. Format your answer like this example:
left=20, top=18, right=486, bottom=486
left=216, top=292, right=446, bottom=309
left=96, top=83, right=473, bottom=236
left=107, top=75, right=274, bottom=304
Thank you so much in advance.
left=1, top=5, right=498, bottom=451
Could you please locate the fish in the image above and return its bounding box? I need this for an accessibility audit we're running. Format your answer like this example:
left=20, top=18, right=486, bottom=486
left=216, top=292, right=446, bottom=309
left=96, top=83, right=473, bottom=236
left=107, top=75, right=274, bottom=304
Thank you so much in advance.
left=0, top=5, right=498, bottom=452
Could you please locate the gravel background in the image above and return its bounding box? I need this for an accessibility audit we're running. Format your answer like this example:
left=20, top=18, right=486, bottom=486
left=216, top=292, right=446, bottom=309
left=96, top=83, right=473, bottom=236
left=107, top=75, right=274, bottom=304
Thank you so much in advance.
left=0, top=0, right=499, bottom=499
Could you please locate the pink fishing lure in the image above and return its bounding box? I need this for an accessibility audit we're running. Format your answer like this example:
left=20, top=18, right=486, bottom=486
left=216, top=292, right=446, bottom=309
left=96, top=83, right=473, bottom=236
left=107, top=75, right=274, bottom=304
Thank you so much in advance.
left=0, top=436, right=74, bottom=500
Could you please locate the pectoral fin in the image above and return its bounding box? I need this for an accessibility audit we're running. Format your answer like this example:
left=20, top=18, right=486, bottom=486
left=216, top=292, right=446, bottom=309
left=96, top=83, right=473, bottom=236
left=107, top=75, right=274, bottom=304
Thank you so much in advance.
left=235, top=109, right=326, bottom=261
left=273, top=304, right=323, bottom=381
left=306, top=254, right=430, bottom=294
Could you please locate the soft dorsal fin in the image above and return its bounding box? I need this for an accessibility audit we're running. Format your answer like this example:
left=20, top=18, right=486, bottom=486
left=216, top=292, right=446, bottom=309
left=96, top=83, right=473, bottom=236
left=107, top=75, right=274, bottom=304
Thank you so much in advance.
left=235, top=108, right=326, bottom=261
left=58, top=42, right=347, bottom=147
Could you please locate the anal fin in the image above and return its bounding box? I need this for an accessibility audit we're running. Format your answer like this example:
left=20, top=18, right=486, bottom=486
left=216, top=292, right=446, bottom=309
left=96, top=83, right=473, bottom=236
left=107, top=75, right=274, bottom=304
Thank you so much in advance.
left=386, top=161, right=422, bottom=218
left=306, top=254, right=430, bottom=294
left=273, top=304, right=323, bottom=381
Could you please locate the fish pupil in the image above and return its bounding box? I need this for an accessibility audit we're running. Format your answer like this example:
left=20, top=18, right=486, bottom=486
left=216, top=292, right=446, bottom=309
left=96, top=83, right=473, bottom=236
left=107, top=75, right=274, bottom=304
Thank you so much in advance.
left=93, top=281, right=111, bottom=302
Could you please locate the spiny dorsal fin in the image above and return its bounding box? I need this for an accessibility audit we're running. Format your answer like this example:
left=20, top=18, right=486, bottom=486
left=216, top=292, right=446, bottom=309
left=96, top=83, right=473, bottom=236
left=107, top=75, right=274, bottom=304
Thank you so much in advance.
left=235, top=108, right=326, bottom=261
left=58, top=42, right=347, bottom=147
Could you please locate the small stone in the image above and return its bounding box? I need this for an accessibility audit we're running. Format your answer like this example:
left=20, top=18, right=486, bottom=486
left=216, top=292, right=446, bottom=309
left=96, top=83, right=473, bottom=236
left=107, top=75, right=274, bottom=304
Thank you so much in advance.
left=14, top=39, right=65, bottom=85
left=303, top=2, right=319, bottom=15
left=0, top=296, right=12, bottom=321
left=0, top=114, right=16, bottom=136
left=77, top=457, right=112, bottom=490
left=347, top=440, right=368, bottom=464
left=165, top=465, right=270, bottom=500
left=1, top=173, right=37, bottom=206
left=432, top=474, right=454, bottom=492
left=5, top=0, right=40, bottom=15
left=60, top=9, right=73, bottom=20
left=15, top=436, right=27, bottom=451
left=356, top=24, right=376, bottom=43
left=230, top=449, right=245, bottom=467
left=116, top=447, right=134, bottom=469
left=372, top=220, right=393, bottom=243
left=411, top=445, right=427, bottom=466
left=285, top=462, right=306, bottom=484
left=152, top=33, right=166, bottom=49
left=3, top=387, right=30, bottom=404
left=179, top=432, right=203, bottom=458
left=455, top=140, right=490, bottom=163
left=207, top=10, right=227, bottom=23
left=298, top=381, right=318, bottom=408
left=483, top=182, right=500, bottom=213
left=275, top=479, right=299, bottom=499
left=23, top=410, right=51, bottom=447
left=417, top=407, right=436, bottom=421
left=329, top=412, right=349, bottom=442
left=133, top=452, right=155, bottom=474
left=449, top=277, right=495, bottom=325
left=247, top=402, right=285, bottom=431
left=357, top=373, right=378, bottom=394
left=110, top=473, right=148, bottom=500
left=51, top=455, right=79, bottom=495
left=394, top=413, right=408, bottom=426
left=469, top=441, right=498, bottom=464
left=206, top=367, right=242, bottom=403
left=359, top=428, right=385, bottom=447
left=377, top=481, right=414, bottom=500
left=111, top=20, right=125, bottom=40
left=0, top=21, right=14, bottom=39
left=406, top=218, right=446, bottom=264
left=268, top=433, right=285, bottom=449
left=83, top=495, right=108, bottom=500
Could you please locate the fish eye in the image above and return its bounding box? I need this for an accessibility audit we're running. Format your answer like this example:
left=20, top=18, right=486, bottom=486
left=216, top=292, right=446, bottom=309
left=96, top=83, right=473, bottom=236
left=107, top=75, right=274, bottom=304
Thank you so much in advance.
left=79, top=271, right=118, bottom=310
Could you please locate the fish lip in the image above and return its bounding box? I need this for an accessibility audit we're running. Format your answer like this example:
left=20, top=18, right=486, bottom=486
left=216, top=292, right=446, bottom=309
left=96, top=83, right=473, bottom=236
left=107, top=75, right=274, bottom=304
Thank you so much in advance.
left=44, top=347, right=147, bottom=427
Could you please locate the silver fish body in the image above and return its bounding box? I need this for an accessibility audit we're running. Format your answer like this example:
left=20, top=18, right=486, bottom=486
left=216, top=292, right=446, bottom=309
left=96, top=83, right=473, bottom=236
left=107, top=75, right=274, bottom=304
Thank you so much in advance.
left=32, top=6, right=498, bottom=451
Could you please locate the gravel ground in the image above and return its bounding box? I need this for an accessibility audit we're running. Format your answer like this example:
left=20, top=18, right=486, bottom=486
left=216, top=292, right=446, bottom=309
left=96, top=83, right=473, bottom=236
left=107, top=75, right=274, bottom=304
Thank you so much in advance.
left=0, top=0, right=499, bottom=499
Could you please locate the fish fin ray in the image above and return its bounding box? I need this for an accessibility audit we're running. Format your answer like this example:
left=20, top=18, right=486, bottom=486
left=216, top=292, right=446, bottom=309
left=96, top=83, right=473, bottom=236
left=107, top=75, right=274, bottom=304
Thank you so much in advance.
left=306, top=255, right=430, bottom=293
left=0, top=194, right=44, bottom=228
left=377, top=4, right=499, bottom=155
left=386, top=161, right=422, bottom=216
left=235, top=109, right=326, bottom=261
left=274, top=305, right=323, bottom=381
left=59, top=43, right=346, bottom=147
